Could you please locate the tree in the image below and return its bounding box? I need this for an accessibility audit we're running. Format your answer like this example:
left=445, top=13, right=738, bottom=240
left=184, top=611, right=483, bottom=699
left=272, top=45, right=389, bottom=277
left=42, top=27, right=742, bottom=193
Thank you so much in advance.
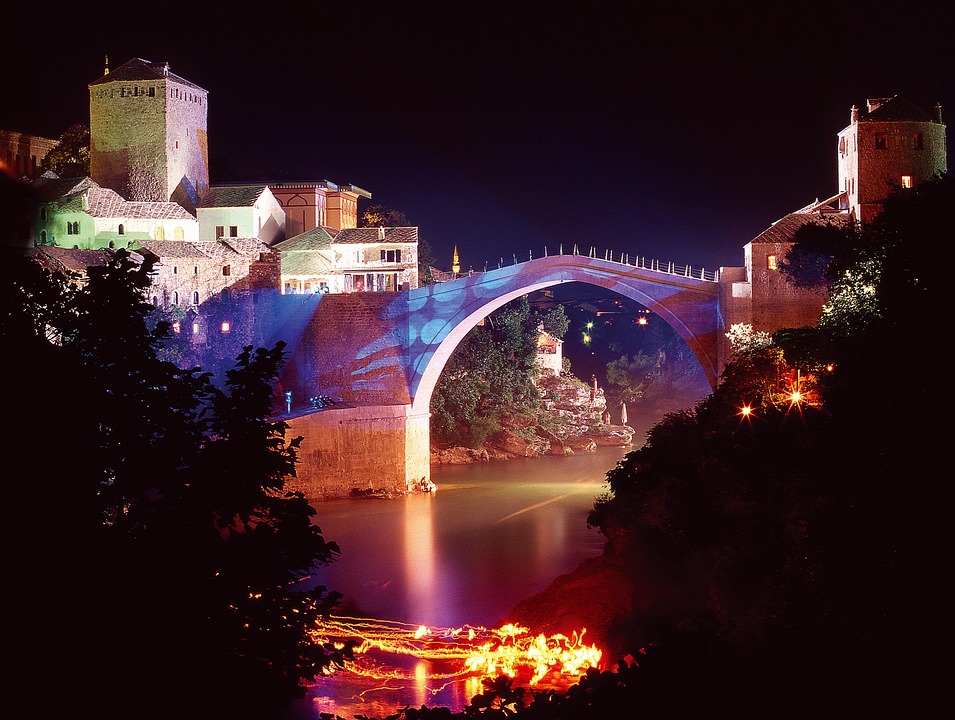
left=40, top=123, right=91, bottom=177
left=360, top=203, right=410, bottom=227
left=2, top=249, right=349, bottom=720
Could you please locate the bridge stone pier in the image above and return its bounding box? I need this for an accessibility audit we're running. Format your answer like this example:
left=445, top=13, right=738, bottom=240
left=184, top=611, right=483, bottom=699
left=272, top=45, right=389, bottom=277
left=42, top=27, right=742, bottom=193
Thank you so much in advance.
left=261, top=253, right=814, bottom=499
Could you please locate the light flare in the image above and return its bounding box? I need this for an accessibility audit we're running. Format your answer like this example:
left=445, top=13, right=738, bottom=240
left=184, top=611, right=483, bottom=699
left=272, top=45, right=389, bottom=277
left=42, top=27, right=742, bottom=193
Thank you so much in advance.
left=312, top=616, right=602, bottom=692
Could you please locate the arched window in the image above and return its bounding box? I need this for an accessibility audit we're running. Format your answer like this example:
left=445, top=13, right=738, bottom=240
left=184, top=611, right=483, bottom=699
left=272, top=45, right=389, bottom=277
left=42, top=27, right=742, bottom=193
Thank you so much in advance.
left=40, top=230, right=47, bottom=244
left=72, top=221, right=79, bottom=234
left=118, top=224, right=125, bottom=235
left=109, top=241, right=115, bottom=248
left=174, top=226, right=184, bottom=240
left=173, top=291, right=179, bottom=305
left=221, top=288, right=231, bottom=301
left=152, top=296, right=159, bottom=306
left=155, top=226, right=165, bottom=241
left=193, top=291, right=199, bottom=305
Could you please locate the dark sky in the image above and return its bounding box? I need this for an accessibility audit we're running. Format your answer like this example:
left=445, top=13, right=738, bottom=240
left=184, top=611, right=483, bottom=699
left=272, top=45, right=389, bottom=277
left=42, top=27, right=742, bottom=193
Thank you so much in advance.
left=3, top=1, right=950, bottom=272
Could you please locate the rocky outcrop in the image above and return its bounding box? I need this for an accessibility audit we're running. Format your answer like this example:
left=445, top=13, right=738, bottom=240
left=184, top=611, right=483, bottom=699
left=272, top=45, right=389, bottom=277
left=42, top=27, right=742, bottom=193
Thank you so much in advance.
left=431, top=371, right=634, bottom=464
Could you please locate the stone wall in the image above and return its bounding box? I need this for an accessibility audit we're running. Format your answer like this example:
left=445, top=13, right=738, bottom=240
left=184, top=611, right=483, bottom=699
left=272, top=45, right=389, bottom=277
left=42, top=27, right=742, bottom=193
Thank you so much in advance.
left=285, top=404, right=430, bottom=500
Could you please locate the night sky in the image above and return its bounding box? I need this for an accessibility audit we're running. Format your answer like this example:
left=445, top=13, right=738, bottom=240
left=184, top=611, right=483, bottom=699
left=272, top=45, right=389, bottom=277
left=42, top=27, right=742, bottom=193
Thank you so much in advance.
left=3, top=1, right=950, bottom=273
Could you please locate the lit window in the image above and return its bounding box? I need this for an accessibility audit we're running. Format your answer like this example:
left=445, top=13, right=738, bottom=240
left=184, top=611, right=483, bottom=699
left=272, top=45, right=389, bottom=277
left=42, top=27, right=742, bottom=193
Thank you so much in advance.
left=172, top=321, right=181, bottom=333
left=221, top=321, right=231, bottom=333
left=155, top=226, right=165, bottom=241
left=901, top=175, right=913, bottom=188
left=192, top=322, right=200, bottom=334
left=174, top=226, right=184, bottom=240
left=767, top=254, right=778, bottom=270
left=874, top=132, right=887, bottom=149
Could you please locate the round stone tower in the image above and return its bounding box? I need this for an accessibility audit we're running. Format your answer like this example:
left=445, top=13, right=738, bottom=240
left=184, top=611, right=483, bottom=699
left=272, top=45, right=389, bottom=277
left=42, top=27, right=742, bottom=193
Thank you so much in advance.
left=89, top=58, right=209, bottom=213
left=837, top=96, right=946, bottom=224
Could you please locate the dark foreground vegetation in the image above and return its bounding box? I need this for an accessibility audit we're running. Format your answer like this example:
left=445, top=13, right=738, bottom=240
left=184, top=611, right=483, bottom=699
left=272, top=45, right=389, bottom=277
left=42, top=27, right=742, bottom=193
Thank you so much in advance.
left=3, top=177, right=952, bottom=720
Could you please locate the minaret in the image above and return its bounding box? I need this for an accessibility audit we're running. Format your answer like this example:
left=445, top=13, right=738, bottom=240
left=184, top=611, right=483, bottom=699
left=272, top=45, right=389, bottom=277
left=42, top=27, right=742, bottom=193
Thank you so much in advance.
left=452, top=246, right=460, bottom=274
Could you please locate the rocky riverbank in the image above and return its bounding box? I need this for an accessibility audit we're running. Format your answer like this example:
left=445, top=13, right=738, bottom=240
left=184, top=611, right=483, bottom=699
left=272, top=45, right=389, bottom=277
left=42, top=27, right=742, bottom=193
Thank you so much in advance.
left=431, top=371, right=635, bottom=465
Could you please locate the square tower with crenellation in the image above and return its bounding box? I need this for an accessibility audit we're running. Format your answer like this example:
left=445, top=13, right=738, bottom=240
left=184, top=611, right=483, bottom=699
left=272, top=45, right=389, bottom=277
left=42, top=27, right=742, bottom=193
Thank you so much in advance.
left=89, top=58, right=209, bottom=214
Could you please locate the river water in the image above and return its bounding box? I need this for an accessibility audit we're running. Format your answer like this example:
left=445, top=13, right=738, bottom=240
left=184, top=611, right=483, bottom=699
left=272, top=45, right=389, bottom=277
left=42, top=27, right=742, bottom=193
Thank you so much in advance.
left=284, top=445, right=630, bottom=719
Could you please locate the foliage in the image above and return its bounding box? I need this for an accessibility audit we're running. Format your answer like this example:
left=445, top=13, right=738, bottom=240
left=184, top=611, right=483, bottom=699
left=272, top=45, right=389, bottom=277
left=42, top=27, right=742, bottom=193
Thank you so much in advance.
left=583, top=175, right=955, bottom=716
left=431, top=297, right=557, bottom=447
left=3, top=249, right=349, bottom=720
left=40, top=123, right=91, bottom=177
left=360, top=204, right=410, bottom=227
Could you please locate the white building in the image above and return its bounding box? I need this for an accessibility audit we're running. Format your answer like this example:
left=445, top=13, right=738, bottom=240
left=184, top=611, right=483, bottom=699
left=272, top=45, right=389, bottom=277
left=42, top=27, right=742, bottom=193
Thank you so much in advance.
left=196, top=184, right=286, bottom=246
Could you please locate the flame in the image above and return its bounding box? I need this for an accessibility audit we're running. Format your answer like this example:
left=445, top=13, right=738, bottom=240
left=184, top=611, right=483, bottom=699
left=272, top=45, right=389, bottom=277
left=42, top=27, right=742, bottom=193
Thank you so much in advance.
left=313, top=615, right=602, bottom=691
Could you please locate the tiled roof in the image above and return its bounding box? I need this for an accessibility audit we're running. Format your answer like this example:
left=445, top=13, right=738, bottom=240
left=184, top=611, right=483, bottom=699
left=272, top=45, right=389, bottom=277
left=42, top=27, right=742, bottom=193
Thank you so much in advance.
left=280, top=249, right=335, bottom=276
left=751, top=211, right=852, bottom=245
left=30, top=246, right=118, bottom=274
left=89, top=58, right=206, bottom=92
left=197, top=184, right=269, bottom=208
left=85, top=186, right=195, bottom=220
left=221, top=238, right=270, bottom=255
left=274, top=226, right=337, bottom=252
left=862, top=96, right=938, bottom=123
left=31, top=175, right=94, bottom=202
left=137, top=241, right=212, bottom=259
left=333, top=226, right=419, bottom=244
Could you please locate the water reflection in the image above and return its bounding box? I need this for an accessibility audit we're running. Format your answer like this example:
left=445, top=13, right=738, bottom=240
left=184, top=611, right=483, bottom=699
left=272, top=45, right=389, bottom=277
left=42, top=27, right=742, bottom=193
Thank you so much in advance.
left=287, top=445, right=628, bottom=719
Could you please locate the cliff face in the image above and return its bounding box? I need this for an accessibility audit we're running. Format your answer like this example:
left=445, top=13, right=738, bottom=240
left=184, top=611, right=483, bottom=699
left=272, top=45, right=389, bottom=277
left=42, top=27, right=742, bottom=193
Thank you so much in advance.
left=431, top=371, right=634, bottom=464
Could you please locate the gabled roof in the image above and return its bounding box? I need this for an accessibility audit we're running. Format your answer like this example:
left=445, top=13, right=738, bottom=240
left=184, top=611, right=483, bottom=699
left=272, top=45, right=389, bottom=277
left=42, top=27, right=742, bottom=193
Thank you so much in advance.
left=30, top=175, right=94, bottom=203
left=85, top=186, right=196, bottom=220
left=861, top=96, right=939, bottom=123
left=750, top=211, right=852, bottom=245
left=333, top=226, right=419, bottom=244
left=273, top=226, right=337, bottom=252
left=197, top=184, right=270, bottom=209
left=29, top=246, right=120, bottom=275
left=89, top=58, right=206, bottom=92
left=138, top=239, right=266, bottom=261
left=280, top=248, right=335, bottom=277
left=137, top=241, right=211, bottom=260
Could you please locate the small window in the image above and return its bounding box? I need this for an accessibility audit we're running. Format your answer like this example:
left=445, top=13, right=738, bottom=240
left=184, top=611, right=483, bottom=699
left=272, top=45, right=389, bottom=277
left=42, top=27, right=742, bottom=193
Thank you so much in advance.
left=192, top=322, right=200, bottom=334
left=155, top=226, right=165, bottom=241
left=148, top=87, right=155, bottom=97
left=174, top=226, right=184, bottom=241
left=173, top=266, right=178, bottom=275
left=222, top=265, right=231, bottom=276
left=767, top=255, right=778, bottom=271
left=914, top=132, right=924, bottom=149
left=875, top=132, right=887, bottom=149
left=152, top=296, right=159, bottom=306
left=221, top=321, right=231, bottom=333
left=194, top=266, right=198, bottom=274
left=118, top=224, right=125, bottom=235
left=172, top=321, right=181, bottom=333
left=901, top=175, right=913, bottom=189
left=193, top=291, right=200, bottom=305
left=229, top=226, right=238, bottom=237
left=215, top=226, right=225, bottom=239
left=173, top=291, right=179, bottom=305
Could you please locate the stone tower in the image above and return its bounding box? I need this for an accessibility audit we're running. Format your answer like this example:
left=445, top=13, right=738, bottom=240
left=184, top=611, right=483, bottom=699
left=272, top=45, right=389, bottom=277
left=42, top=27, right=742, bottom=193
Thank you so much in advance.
left=89, top=58, right=209, bottom=213
left=837, top=96, right=946, bottom=224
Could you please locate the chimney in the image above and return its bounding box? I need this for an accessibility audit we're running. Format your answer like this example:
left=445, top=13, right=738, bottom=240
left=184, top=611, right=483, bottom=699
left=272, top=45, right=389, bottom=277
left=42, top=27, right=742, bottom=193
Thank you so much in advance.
left=934, top=103, right=943, bottom=123
left=850, top=105, right=859, bottom=123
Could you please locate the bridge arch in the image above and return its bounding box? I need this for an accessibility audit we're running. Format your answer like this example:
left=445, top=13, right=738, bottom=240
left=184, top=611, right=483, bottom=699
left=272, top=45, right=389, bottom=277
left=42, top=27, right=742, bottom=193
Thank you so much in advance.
left=404, top=255, right=721, bottom=416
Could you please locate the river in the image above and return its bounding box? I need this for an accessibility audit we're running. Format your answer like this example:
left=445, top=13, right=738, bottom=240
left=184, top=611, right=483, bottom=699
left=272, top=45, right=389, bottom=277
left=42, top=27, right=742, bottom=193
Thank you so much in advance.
left=284, top=444, right=630, bottom=719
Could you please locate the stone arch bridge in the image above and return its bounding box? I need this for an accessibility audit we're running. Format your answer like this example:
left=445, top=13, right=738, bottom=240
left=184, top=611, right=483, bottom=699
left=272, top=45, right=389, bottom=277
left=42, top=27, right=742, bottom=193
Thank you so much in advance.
left=262, top=252, right=815, bottom=498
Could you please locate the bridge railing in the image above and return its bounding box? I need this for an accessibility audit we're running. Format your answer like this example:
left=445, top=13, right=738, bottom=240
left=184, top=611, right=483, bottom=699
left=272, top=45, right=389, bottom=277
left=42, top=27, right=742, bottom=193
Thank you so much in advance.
left=473, top=246, right=720, bottom=282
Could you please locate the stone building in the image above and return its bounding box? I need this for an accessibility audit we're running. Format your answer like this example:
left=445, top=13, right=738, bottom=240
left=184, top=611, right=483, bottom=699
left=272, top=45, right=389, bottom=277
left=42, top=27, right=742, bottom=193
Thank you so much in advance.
left=268, top=181, right=372, bottom=236
left=196, top=184, right=286, bottom=246
left=0, top=129, right=57, bottom=180
left=275, top=225, right=419, bottom=294
left=89, top=58, right=210, bottom=213
left=32, top=175, right=198, bottom=250
left=837, top=96, right=947, bottom=224
left=718, top=95, right=947, bottom=368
